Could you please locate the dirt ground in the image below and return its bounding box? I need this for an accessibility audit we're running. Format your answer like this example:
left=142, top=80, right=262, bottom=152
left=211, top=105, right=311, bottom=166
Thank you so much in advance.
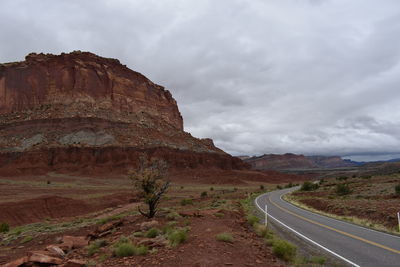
left=0, top=171, right=298, bottom=266
left=290, top=174, right=400, bottom=231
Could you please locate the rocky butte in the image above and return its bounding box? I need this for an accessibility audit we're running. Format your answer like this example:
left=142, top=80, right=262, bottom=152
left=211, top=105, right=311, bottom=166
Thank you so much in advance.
left=0, top=51, right=247, bottom=175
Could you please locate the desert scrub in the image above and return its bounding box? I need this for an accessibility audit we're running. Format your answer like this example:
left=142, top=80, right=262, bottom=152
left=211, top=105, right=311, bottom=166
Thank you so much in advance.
left=165, top=211, right=181, bottom=220
left=395, top=184, right=400, bottom=195
left=336, top=183, right=351, bottom=195
left=200, top=191, right=208, bottom=198
left=253, top=223, right=268, bottom=237
left=216, top=232, right=234, bottom=243
left=113, top=237, right=148, bottom=257
left=246, top=215, right=260, bottom=226
left=272, top=239, right=297, bottom=262
left=87, top=239, right=108, bottom=256
left=300, top=181, right=319, bottom=191
left=20, top=235, right=33, bottom=244
left=0, top=222, right=9, bottom=233
left=180, top=198, right=193, bottom=206
left=168, top=228, right=188, bottom=247
left=145, top=228, right=160, bottom=238
left=310, top=256, right=326, bottom=265
left=114, top=243, right=135, bottom=257
left=114, top=243, right=148, bottom=257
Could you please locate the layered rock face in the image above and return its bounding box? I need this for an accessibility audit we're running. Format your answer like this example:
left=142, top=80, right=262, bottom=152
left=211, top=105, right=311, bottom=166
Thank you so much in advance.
left=0, top=51, right=182, bottom=129
left=0, top=52, right=247, bottom=175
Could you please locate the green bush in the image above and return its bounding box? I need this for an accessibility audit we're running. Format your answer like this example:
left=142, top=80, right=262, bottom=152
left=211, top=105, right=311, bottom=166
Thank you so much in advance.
left=310, top=256, right=326, bottom=265
left=21, top=235, right=33, bottom=244
left=246, top=215, right=260, bottom=226
left=180, top=199, right=193, bottom=206
left=272, top=239, right=297, bottom=262
left=300, top=181, right=319, bottom=191
left=336, top=184, right=351, bottom=195
left=168, top=229, right=188, bottom=247
left=132, top=231, right=144, bottom=237
left=276, top=185, right=283, bottom=190
left=88, top=239, right=108, bottom=256
left=114, top=242, right=148, bottom=257
left=114, top=243, right=134, bottom=257
left=200, top=191, right=208, bottom=198
left=259, top=185, right=265, bottom=190
left=145, top=228, right=160, bottom=238
left=0, top=222, right=9, bottom=233
left=285, top=182, right=293, bottom=188
left=253, top=223, right=268, bottom=237
left=395, top=184, right=400, bottom=195
left=133, top=245, right=148, bottom=255
left=216, top=232, right=234, bottom=243
left=210, top=187, right=214, bottom=191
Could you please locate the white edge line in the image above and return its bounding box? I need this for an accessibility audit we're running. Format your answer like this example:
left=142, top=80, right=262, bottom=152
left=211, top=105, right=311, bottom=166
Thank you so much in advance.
left=255, top=194, right=360, bottom=267
left=280, top=189, right=400, bottom=240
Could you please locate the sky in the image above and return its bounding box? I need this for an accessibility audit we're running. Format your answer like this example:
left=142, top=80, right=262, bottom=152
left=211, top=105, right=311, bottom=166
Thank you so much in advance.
left=1, top=0, right=400, bottom=161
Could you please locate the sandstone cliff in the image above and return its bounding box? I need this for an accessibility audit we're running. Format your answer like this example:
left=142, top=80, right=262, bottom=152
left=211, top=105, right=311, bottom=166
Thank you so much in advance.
left=0, top=52, right=247, bottom=175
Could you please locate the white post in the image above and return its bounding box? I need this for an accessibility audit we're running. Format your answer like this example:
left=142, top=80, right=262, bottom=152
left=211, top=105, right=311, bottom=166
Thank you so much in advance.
left=265, top=204, right=268, bottom=227
left=398, top=212, right=400, bottom=233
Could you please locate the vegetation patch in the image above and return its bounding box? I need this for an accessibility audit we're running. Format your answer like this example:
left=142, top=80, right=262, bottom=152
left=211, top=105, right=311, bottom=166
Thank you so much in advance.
left=20, top=235, right=33, bottom=244
left=272, top=239, right=297, bottom=262
left=145, top=228, right=160, bottom=238
left=113, top=236, right=148, bottom=257
left=87, top=239, right=108, bottom=256
left=300, top=181, right=319, bottom=191
left=216, top=232, right=234, bottom=243
left=336, top=183, right=351, bottom=195
left=180, top=198, right=193, bottom=206
left=167, top=228, right=188, bottom=247
left=0, top=222, right=9, bottom=233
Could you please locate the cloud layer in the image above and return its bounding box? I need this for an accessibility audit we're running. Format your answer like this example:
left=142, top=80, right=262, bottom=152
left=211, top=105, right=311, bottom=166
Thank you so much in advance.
left=1, top=0, right=400, bottom=159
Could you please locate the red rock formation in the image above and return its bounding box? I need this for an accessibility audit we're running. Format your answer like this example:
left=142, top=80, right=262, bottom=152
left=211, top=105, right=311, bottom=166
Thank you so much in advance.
left=245, top=153, right=357, bottom=170
left=0, top=51, right=182, bottom=129
left=0, top=52, right=248, bottom=175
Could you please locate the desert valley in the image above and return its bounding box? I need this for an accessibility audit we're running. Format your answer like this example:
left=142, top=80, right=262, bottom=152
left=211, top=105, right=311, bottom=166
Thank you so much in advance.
left=2, top=1, right=400, bottom=267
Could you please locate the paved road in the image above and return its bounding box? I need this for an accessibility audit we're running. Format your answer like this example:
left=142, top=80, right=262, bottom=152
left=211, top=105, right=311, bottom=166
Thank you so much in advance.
left=255, top=187, right=400, bottom=267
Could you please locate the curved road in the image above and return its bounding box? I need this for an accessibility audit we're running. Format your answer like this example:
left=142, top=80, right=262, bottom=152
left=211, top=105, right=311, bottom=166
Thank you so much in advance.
left=255, top=187, right=400, bottom=267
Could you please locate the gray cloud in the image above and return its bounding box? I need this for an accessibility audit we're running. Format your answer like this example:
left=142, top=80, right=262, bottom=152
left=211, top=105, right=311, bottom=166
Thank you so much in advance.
left=1, top=0, right=400, bottom=160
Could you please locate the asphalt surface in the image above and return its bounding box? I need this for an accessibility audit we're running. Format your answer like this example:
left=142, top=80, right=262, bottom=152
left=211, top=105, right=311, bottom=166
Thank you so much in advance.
left=255, top=187, right=400, bottom=267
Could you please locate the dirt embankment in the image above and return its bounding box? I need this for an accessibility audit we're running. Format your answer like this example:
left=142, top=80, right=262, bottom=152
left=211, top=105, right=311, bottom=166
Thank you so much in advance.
left=0, top=193, right=132, bottom=227
left=291, top=175, right=400, bottom=229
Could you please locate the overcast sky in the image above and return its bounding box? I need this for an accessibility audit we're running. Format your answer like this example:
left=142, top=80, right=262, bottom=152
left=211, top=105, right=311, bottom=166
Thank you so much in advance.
left=1, top=0, right=400, bottom=160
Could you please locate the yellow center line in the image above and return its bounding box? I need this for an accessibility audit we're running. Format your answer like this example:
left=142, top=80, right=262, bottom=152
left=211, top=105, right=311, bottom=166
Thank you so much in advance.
left=269, top=196, right=400, bottom=255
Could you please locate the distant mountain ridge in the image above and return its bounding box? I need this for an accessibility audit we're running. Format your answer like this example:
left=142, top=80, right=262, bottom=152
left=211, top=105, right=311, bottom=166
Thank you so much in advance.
left=245, top=153, right=359, bottom=170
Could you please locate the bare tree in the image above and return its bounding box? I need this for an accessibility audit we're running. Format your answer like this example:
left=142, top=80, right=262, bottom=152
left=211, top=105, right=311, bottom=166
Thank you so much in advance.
left=129, top=157, right=169, bottom=218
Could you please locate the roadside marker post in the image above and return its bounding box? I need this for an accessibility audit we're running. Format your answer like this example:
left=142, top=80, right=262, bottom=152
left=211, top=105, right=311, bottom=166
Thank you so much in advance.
left=397, top=212, right=400, bottom=232
left=265, top=204, right=268, bottom=227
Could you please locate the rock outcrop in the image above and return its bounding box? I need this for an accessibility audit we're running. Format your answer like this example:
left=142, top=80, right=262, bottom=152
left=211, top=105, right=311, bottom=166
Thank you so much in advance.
left=0, top=52, right=247, bottom=175
left=245, top=153, right=357, bottom=170
left=0, top=51, right=182, bottom=129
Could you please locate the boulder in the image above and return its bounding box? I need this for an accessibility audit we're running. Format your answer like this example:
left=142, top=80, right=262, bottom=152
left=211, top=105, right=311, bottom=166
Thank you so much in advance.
left=61, top=236, right=88, bottom=249
left=46, top=244, right=65, bottom=258
left=27, top=251, right=63, bottom=265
